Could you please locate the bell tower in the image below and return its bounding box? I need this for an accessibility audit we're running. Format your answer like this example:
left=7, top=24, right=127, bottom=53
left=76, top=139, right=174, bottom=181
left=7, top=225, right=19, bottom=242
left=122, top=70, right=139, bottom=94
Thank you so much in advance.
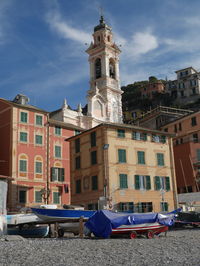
left=86, top=16, right=123, bottom=124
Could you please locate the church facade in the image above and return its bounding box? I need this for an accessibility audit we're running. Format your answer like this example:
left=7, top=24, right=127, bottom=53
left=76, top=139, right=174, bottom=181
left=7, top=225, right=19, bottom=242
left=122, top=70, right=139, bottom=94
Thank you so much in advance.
left=50, top=16, right=123, bottom=129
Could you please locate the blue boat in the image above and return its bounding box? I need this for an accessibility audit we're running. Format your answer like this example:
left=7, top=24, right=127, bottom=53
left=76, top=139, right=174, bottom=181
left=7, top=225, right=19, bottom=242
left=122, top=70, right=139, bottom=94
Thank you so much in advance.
left=31, top=207, right=95, bottom=222
left=85, top=210, right=175, bottom=239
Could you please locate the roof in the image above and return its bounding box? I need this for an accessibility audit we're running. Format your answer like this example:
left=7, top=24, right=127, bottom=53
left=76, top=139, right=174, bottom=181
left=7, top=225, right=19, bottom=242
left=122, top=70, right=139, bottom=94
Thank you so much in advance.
left=175, top=66, right=198, bottom=73
left=66, top=122, right=174, bottom=142
left=0, top=97, right=48, bottom=113
left=161, top=109, right=200, bottom=128
left=48, top=119, right=84, bottom=131
left=94, top=16, right=112, bottom=32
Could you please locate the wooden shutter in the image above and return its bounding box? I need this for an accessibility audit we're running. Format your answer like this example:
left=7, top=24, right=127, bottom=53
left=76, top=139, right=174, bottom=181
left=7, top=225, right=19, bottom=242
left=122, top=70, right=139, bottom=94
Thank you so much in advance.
left=146, top=176, right=151, bottom=190
left=135, top=175, right=140, bottom=190
left=51, top=167, right=57, bottom=181
left=154, top=176, right=161, bottom=190
left=165, top=176, right=170, bottom=191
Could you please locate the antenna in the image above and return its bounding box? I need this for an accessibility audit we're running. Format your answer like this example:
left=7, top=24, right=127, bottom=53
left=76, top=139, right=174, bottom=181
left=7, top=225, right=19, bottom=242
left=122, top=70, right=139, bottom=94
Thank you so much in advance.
left=99, top=5, right=104, bottom=17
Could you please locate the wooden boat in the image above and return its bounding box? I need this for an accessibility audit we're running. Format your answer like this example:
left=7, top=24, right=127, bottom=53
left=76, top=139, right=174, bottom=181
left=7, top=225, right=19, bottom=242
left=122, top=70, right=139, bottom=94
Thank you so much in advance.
left=85, top=210, right=174, bottom=239
left=31, top=207, right=95, bottom=222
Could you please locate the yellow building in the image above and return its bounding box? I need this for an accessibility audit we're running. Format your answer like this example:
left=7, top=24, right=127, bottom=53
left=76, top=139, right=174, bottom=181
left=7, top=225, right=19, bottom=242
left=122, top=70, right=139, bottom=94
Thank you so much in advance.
left=67, top=123, right=178, bottom=213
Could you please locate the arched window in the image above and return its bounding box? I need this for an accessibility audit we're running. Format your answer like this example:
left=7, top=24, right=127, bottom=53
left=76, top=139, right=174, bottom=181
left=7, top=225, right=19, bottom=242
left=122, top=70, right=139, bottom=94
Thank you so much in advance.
left=109, top=59, right=115, bottom=79
left=35, top=156, right=43, bottom=178
left=95, top=58, right=101, bottom=79
left=19, top=154, right=28, bottom=177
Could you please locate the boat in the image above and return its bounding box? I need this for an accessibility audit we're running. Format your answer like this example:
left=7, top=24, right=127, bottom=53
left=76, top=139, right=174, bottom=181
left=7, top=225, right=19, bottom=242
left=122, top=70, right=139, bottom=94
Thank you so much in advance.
left=175, top=211, right=200, bottom=228
left=31, top=207, right=95, bottom=222
left=85, top=210, right=175, bottom=239
left=7, top=224, right=49, bottom=238
left=6, top=213, right=43, bottom=226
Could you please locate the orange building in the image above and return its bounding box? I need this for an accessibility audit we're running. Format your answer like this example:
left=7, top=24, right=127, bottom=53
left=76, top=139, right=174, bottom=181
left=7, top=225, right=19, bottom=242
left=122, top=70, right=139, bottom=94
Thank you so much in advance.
left=67, top=123, right=177, bottom=212
left=141, top=79, right=165, bottom=99
left=162, top=111, right=200, bottom=193
left=0, top=94, right=83, bottom=212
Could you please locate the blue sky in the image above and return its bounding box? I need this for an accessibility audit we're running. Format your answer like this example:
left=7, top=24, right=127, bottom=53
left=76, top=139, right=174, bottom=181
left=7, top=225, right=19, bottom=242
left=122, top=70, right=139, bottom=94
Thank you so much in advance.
left=1, top=0, right=200, bottom=111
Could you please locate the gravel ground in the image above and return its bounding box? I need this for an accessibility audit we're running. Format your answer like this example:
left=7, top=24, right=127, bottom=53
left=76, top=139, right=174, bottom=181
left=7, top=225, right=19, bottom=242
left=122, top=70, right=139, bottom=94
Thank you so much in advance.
left=0, top=229, right=200, bottom=266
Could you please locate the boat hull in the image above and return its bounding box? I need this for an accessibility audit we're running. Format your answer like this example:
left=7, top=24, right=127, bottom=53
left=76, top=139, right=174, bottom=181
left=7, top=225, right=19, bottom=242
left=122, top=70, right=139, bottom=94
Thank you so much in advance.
left=111, top=223, right=168, bottom=236
left=7, top=225, right=49, bottom=238
left=31, top=208, right=95, bottom=222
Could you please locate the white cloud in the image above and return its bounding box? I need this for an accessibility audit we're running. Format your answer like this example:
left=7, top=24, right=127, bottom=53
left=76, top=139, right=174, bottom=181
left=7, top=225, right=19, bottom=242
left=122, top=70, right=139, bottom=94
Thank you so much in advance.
left=45, top=9, right=91, bottom=44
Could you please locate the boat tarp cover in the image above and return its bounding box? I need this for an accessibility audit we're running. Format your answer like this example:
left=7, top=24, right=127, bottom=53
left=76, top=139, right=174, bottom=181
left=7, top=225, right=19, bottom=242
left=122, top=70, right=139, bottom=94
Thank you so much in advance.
left=85, top=210, right=174, bottom=238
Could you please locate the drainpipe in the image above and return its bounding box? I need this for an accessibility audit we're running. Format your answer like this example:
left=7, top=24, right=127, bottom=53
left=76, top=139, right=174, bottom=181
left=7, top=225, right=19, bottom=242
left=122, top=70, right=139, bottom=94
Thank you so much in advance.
left=169, top=137, right=178, bottom=209
left=46, top=114, right=50, bottom=204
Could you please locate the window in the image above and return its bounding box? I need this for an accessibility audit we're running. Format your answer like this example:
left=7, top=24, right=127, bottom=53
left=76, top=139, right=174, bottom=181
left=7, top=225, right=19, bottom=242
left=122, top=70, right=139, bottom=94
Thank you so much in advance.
left=19, top=190, right=26, bottom=203
left=119, top=174, right=128, bottom=189
left=95, top=58, right=101, bottom=79
left=154, top=176, right=170, bottom=191
left=191, top=117, right=197, bottom=126
left=53, top=192, right=60, bottom=204
left=197, top=149, right=200, bottom=161
left=117, top=129, right=125, bottom=138
left=55, top=126, right=61, bottom=136
left=75, top=156, right=81, bottom=169
left=135, top=175, right=151, bottom=190
left=35, top=135, right=43, bottom=145
left=137, top=151, right=145, bottom=165
left=91, top=131, right=96, bottom=147
left=134, top=202, right=153, bottom=213
left=35, top=191, right=42, bottom=203
left=161, top=202, right=168, bottom=212
left=109, top=59, right=115, bottom=79
left=179, top=123, right=182, bottom=131
left=35, top=161, right=42, bottom=174
left=92, top=175, right=98, bottom=190
left=76, top=180, right=81, bottom=193
left=157, top=153, right=165, bottom=166
left=55, top=146, right=61, bottom=158
left=132, top=132, right=147, bottom=141
left=118, top=202, right=134, bottom=212
left=164, top=128, right=168, bottom=132
left=20, top=132, right=27, bottom=142
left=74, top=130, right=81, bottom=135
left=91, top=151, right=97, bottom=165
left=35, top=115, right=43, bottom=126
left=19, top=159, right=27, bottom=172
left=190, top=79, right=196, bottom=86
left=118, top=149, right=126, bottom=163
left=174, top=124, right=177, bottom=133
left=193, top=134, right=198, bottom=143
left=152, top=135, right=166, bottom=143
left=51, top=167, right=64, bottom=182
left=20, top=112, right=28, bottom=123
left=75, top=139, right=80, bottom=153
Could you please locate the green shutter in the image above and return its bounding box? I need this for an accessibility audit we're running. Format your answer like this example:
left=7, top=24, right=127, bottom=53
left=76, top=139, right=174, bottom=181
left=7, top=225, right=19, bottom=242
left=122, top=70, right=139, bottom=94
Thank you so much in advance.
left=142, top=133, right=147, bottom=141
left=155, top=176, right=161, bottom=190
left=61, top=168, right=65, bottom=182
left=51, top=167, right=57, bottom=181
left=146, top=176, right=151, bottom=190
left=165, top=176, right=170, bottom=191
left=53, top=192, right=60, bottom=204
left=119, top=174, right=128, bottom=189
left=35, top=191, right=42, bottom=203
left=118, top=149, right=126, bottom=163
left=135, top=175, right=140, bottom=190
left=197, top=149, right=200, bottom=161
left=91, top=132, right=96, bottom=147
left=138, top=151, right=145, bottom=164
left=157, top=153, right=164, bottom=166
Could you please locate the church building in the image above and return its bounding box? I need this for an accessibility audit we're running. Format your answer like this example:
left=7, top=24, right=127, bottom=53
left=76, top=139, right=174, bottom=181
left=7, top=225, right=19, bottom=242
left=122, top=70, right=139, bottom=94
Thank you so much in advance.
left=50, top=16, right=123, bottom=129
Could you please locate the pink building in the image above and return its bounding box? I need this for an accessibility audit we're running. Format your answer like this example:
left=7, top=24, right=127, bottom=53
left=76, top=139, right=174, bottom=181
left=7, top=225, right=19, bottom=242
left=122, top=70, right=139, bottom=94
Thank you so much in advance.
left=0, top=94, right=83, bottom=212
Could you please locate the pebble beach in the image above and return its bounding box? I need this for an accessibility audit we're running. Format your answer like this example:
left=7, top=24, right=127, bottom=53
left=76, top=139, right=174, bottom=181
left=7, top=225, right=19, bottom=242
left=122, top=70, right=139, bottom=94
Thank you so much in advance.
left=0, top=229, right=200, bottom=266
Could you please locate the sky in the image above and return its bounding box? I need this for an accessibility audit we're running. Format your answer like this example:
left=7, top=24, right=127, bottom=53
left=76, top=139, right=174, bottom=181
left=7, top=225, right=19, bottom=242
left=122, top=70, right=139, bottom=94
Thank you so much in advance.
left=1, top=0, right=200, bottom=111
